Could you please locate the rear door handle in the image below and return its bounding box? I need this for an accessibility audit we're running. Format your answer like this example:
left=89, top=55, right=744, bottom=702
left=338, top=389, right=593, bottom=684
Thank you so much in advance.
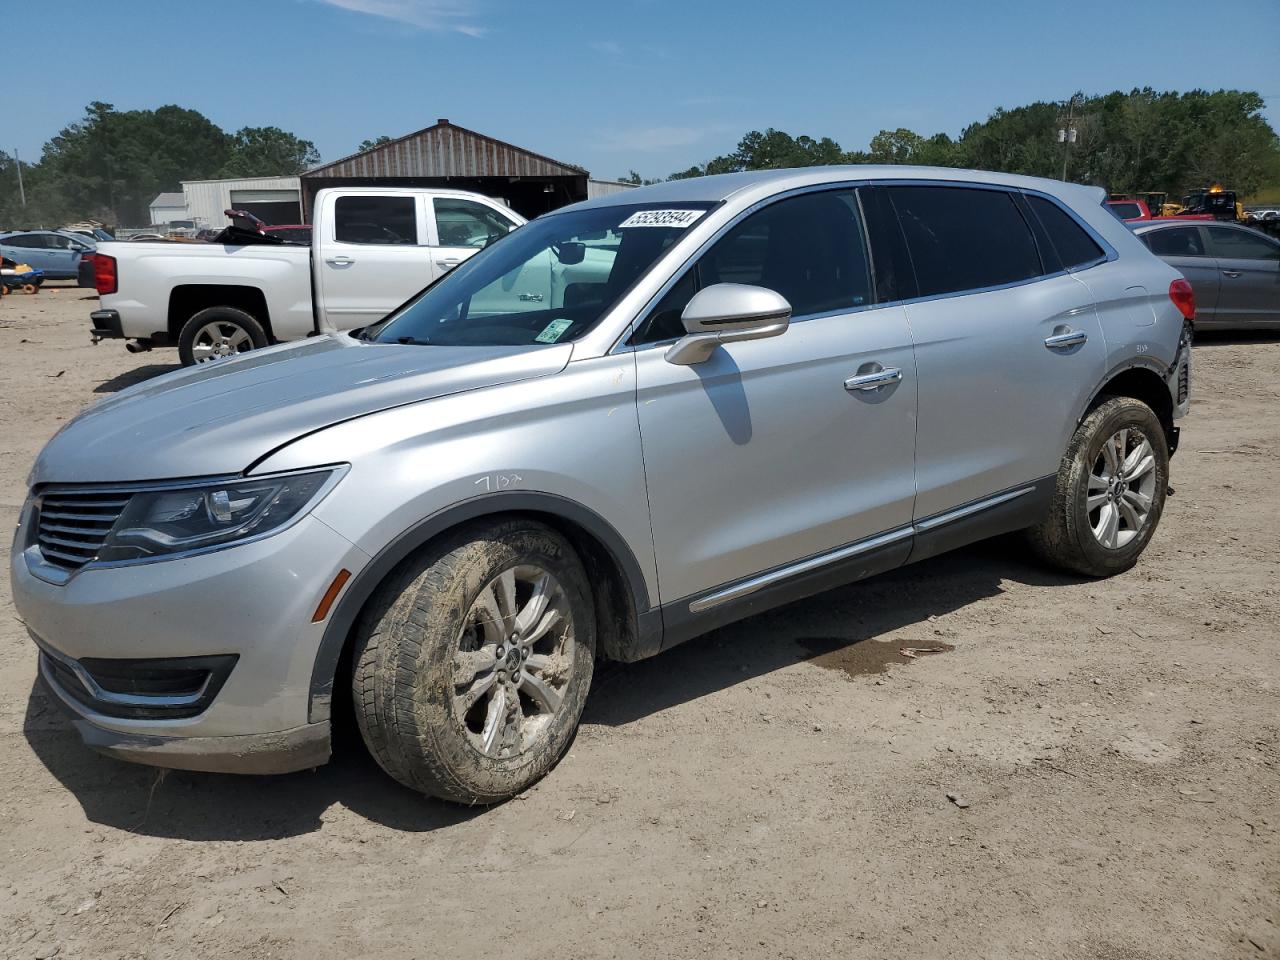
left=325, top=256, right=355, bottom=266
left=1222, top=270, right=1242, bottom=278
left=844, top=367, right=902, bottom=391
left=1044, top=329, right=1088, bottom=349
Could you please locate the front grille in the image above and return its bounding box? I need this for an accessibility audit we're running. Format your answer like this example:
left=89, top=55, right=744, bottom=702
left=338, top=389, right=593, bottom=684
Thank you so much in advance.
left=35, top=491, right=132, bottom=570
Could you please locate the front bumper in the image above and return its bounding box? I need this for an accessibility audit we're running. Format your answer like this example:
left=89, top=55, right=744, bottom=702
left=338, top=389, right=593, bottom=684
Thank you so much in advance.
left=39, top=665, right=329, bottom=774
left=12, top=509, right=370, bottom=772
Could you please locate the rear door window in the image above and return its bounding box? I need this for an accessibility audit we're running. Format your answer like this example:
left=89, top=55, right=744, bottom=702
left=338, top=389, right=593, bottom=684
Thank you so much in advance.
left=1143, top=226, right=1207, bottom=258
left=886, top=186, right=1041, bottom=297
left=1205, top=227, right=1280, bottom=261
left=1025, top=195, right=1106, bottom=269
left=334, top=196, right=417, bottom=245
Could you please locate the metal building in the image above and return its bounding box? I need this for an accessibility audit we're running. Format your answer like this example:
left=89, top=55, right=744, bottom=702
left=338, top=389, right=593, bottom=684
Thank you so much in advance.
left=587, top=178, right=642, bottom=199
left=181, top=176, right=303, bottom=229
left=147, top=192, right=188, bottom=226
left=301, top=120, right=592, bottom=221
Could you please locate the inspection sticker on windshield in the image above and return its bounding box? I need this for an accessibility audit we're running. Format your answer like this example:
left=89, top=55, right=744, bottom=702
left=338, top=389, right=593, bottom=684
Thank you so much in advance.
left=618, top=209, right=706, bottom=229
left=535, top=318, right=573, bottom=343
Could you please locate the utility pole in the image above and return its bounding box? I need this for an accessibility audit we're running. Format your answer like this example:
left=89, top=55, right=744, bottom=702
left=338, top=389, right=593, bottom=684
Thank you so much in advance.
left=14, top=147, right=25, bottom=208
left=1058, top=95, right=1080, bottom=182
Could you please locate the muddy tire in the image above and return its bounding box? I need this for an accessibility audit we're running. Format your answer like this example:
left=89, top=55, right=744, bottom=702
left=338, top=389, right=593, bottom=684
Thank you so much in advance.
left=177, top=306, right=267, bottom=366
left=352, top=518, right=595, bottom=804
left=1027, top=396, right=1169, bottom=577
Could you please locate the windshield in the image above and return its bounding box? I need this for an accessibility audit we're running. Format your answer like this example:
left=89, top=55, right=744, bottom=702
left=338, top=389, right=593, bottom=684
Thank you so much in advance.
left=365, top=202, right=716, bottom=347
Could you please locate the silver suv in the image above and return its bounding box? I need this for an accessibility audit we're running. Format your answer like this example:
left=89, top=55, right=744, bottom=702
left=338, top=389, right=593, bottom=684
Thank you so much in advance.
left=12, top=167, right=1193, bottom=803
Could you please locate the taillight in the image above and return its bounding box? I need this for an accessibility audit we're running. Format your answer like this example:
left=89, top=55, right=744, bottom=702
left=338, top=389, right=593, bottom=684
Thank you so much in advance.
left=94, top=253, right=117, bottom=295
left=1169, top=278, right=1195, bottom=320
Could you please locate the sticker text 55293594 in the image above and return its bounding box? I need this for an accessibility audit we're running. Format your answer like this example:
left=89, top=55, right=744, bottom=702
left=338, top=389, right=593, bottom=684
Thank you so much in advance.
left=618, top=209, right=706, bottom=229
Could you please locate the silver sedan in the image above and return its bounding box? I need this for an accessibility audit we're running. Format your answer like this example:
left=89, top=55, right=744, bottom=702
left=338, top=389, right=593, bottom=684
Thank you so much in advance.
left=1132, top=220, right=1280, bottom=330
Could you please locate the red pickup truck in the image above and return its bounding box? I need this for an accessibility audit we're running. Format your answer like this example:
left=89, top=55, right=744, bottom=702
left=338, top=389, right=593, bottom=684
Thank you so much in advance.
left=1105, top=198, right=1154, bottom=221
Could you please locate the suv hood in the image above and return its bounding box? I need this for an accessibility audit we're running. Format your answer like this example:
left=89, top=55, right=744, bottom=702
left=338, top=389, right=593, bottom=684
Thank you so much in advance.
left=32, top=335, right=572, bottom=484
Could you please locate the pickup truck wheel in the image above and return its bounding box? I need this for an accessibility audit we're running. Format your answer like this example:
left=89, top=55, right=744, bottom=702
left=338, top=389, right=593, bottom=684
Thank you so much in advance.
left=352, top=519, right=595, bottom=804
left=1027, top=396, right=1169, bottom=577
left=178, top=307, right=267, bottom=366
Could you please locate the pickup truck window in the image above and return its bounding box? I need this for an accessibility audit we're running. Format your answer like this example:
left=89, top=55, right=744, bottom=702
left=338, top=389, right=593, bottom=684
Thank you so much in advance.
left=335, top=196, right=417, bottom=245
left=434, top=198, right=515, bottom=248
left=1107, top=202, right=1143, bottom=220
left=365, top=202, right=715, bottom=347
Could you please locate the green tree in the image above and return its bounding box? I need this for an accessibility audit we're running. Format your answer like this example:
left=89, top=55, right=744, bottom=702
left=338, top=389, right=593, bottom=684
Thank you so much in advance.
left=619, top=169, right=659, bottom=185
left=358, top=135, right=394, bottom=152
left=668, top=128, right=845, bottom=179
left=24, top=101, right=232, bottom=225
left=219, top=127, right=320, bottom=178
left=867, top=128, right=926, bottom=164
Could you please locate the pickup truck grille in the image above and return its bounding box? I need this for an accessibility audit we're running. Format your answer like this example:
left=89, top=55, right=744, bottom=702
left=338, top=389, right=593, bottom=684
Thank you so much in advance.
left=36, top=492, right=132, bottom=570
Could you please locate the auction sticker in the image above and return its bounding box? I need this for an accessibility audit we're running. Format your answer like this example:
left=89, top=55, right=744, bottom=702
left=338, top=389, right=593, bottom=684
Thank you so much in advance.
left=618, top=209, right=706, bottom=229
left=535, top=318, right=573, bottom=343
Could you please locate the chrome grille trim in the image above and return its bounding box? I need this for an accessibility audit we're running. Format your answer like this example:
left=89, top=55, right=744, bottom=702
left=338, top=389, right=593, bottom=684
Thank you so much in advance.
left=34, top=491, right=133, bottom=571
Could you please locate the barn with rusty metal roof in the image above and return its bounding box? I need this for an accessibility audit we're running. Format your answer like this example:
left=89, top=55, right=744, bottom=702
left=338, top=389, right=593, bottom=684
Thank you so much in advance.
left=301, top=119, right=628, bottom=221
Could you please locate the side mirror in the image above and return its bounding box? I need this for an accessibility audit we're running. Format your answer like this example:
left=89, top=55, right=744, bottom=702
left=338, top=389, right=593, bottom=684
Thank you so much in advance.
left=665, top=283, right=791, bottom=365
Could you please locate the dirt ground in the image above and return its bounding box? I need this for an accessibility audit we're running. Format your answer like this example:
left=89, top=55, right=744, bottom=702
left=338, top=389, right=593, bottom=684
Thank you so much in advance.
left=0, top=283, right=1277, bottom=960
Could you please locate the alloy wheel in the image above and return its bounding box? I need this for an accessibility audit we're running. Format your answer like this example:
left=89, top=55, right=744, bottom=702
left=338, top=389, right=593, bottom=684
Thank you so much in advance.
left=190, top=321, right=254, bottom=362
left=1087, top=427, right=1158, bottom=549
left=452, top=564, right=575, bottom=759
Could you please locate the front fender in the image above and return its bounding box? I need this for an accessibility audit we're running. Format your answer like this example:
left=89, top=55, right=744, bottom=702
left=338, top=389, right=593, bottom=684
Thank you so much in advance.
left=305, top=490, right=657, bottom=723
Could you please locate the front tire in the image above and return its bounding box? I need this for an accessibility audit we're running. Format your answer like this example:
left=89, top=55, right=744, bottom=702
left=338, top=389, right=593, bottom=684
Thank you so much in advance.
left=1028, top=396, right=1169, bottom=577
left=177, top=306, right=267, bottom=366
left=352, top=519, right=596, bottom=804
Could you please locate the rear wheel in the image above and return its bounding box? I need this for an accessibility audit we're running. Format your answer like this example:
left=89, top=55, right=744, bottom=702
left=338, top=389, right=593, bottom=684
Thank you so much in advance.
left=177, top=306, right=267, bottom=366
left=352, top=519, right=595, bottom=803
left=1028, top=396, right=1169, bottom=577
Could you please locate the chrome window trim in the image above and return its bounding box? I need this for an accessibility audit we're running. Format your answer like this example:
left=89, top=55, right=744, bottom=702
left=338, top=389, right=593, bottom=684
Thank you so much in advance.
left=603, top=178, right=1120, bottom=356
left=24, top=464, right=348, bottom=585
left=868, top=180, right=1119, bottom=310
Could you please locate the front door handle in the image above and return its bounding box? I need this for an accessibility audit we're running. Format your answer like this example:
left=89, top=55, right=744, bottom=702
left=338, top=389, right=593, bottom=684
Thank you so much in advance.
left=1222, top=270, right=1242, bottom=278
left=325, top=256, right=355, bottom=266
left=1044, top=329, right=1088, bottom=349
left=436, top=258, right=462, bottom=267
left=844, top=367, right=903, bottom=391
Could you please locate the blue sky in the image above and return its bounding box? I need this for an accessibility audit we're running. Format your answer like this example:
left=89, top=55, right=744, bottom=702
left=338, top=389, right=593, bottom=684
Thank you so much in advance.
left=12, top=0, right=1280, bottom=180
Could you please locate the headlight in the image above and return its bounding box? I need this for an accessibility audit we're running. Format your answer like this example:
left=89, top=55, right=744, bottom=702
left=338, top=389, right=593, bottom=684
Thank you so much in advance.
left=96, top=468, right=341, bottom=562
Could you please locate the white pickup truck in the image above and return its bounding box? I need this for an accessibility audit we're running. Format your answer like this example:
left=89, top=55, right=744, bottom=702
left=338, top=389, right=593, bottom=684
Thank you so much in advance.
left=88, top=187, right=527, bottom=365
